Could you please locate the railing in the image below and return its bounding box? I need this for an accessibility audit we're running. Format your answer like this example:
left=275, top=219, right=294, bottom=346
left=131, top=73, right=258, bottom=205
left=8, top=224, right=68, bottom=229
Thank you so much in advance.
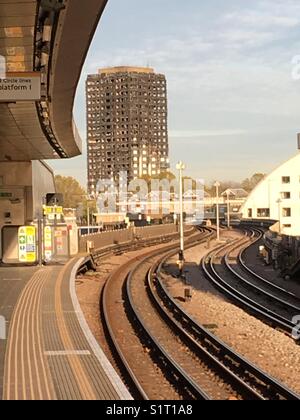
left=78, top=226, right=111, bottom=237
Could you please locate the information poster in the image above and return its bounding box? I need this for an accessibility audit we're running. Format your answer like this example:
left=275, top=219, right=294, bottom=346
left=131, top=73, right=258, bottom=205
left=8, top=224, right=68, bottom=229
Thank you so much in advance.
left=18, top=226, right=37, bottom=263
left=44, top=226, right=53, bottom=261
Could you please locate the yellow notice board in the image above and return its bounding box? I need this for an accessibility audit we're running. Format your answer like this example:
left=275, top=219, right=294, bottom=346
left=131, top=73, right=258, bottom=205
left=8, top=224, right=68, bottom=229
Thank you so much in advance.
left=18, top=226, right=37, bottom=263
left=43, top=206, right=63, bottom=216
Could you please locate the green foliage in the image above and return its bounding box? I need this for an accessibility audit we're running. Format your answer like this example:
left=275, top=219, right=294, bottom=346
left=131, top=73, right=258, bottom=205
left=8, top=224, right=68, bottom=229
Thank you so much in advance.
left=205, top=181, right=241, bottom=196
left=205, top=173, right=266, bottom=195
left=55, top=175, right=98, bottom=222
left=140, top=171, right=177, bottom=191
left=241, top=173, right=266, bottom=192
left=55, top=175, right=86, bottom=209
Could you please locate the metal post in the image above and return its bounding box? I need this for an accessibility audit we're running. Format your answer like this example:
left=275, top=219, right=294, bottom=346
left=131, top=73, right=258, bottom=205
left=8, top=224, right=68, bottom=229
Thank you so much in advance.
left=176, top=161, right=186, bottom=272
left=215, top=182, right=220, bottom=241
left=87, top=204, right=90, bottom=235
left=37, top=217, right=43, bottom=266
left=227, top=191, right=231, bottom=229
left=179, top=165, right=184, bottom=254
left=277, top=198, right=282, bottom=235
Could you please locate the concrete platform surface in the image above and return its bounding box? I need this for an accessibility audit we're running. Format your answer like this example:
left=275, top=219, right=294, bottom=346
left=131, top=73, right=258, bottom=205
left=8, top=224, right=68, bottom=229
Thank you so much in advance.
left=0, top=259, right=131, bottom=400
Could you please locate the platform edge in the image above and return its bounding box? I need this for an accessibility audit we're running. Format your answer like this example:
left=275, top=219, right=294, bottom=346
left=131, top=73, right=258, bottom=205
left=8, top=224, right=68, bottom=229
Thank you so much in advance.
left=70, top=258, right=133, bottom=400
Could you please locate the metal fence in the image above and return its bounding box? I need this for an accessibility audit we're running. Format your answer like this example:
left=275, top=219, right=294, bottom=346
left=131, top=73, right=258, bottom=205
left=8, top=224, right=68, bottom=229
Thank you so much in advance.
left=264, top=229, right=300, bottom=276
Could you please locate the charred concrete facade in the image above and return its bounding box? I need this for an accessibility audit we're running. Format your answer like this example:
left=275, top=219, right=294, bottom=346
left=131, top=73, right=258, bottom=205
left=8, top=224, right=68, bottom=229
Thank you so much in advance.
left=86, top=67, right=169, bottom=195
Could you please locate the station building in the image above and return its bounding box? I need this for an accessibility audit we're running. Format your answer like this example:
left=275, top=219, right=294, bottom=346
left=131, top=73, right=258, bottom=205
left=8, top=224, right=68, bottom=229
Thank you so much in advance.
left=241, top=152, right=300, bottom=237
left=0, top=161, right=55, bottom=263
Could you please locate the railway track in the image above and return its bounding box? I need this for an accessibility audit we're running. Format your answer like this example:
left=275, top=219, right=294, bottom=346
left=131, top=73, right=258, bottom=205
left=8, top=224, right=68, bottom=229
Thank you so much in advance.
left=155, top=248, right=299, bottom=400
left=99, top=226, right=299, bottom=400
left=201, top=227, right=298, bottom=336
left=101, top=228, right=214, bottom=400
left=239, top=228, right=300, bottom=306
left=228, top=228, right=300, bottom=320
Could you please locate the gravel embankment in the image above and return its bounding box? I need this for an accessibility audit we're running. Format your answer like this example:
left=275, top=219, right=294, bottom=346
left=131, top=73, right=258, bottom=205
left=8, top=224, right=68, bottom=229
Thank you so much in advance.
left=163, top=231, right=300, bottom=395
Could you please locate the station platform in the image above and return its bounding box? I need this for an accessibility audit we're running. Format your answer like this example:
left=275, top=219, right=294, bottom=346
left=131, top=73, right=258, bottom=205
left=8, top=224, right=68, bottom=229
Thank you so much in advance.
left=0, top=258, right=132, bottom=400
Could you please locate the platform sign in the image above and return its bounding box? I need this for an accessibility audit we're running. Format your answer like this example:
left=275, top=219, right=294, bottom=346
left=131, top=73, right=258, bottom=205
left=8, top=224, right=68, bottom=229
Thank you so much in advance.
left=44, top=206, right=63, bottom=216
left=55, top=228, right=65, bottom=252
left=53, top=227, right=69, bottom=256
left=0, top=72, right=41, bottom=101
left=44, top=226, right=53, bottom=261
left=18, top=226, right=37, bottom=263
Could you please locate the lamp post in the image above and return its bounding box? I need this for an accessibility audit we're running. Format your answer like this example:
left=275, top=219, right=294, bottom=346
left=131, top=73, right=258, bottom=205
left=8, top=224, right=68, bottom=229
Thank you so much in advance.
left=277, top=198, right=282, bottom=235
left=226, top=190, right=231, bottom=230
left=87, top=202, right=90, bottom=235
left=214, top=182, right=221, bottom=241
left=176, top=161, right=186, bottom=271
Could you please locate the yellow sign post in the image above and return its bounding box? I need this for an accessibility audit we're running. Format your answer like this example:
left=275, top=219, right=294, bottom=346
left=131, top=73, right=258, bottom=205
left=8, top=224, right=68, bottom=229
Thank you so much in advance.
left=43, top=206, right=63, bottom=216
left=18, top=226, right=37, bottom=263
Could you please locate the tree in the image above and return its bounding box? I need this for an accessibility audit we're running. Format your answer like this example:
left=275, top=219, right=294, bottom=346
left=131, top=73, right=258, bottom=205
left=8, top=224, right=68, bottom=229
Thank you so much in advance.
left=242, top=173, right=266, bottom=192
left=158, top=171, right=176, bottom=182
left=55, top=176, right=98, bottom=223
left=55, top=175, right=87, bottom=209
left=140, top=171, right=177, bottom=192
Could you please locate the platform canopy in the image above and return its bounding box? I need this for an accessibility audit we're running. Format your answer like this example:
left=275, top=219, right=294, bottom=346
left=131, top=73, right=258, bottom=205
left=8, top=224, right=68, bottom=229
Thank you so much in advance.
left=0, top=0, right=107, bottom=161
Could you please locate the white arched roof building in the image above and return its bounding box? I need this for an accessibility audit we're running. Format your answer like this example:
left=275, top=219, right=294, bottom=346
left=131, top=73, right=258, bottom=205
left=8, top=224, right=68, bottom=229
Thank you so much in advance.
left=241, top=153, right=300, bottom=237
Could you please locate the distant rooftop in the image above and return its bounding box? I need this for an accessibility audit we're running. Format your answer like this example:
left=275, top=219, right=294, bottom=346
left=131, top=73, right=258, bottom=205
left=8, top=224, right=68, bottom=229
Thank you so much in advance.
left=221, top=188, right=249, bottom=198
left=99, top=66, right=155, bottom=75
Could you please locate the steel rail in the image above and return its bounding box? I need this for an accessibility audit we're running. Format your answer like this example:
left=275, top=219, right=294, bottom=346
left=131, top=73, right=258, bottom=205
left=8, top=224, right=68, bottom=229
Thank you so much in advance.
left=127, top=258, right=211, bottom=400
left=147, top=263, right=264, bottom=400
left=155, top=242, right=300, bottom=400
left=202, top=235, right=295, bottom=334
left=225, top=230, right=300, bottom=313
left=101, top=257, right=150, bottom=400
left=100, top=228, right=212, bottom=400
left=238, top=228, right=300, bottom=303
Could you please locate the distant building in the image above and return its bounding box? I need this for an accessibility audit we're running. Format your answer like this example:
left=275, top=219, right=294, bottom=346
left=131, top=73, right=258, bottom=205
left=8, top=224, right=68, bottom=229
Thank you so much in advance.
left=221, top=188, right=249, bottom=201
left=221, top=188, right=249, bottom=219
left=241, top=152, right=300, bottom=236
left=86, top=66, right=169, bottom=195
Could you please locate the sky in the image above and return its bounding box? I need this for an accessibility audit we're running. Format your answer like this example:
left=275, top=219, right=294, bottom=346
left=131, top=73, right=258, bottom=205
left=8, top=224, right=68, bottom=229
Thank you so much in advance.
left=49, top=0, right=300, bottom=188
